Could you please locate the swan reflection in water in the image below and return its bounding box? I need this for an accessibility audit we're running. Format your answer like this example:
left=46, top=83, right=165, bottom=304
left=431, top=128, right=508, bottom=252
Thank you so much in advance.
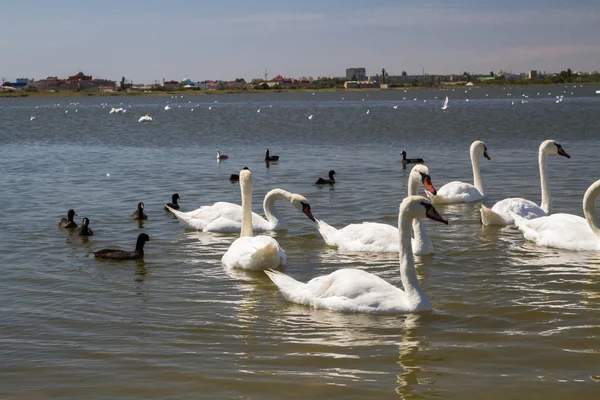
left=395, top=313, right=434, bottom=397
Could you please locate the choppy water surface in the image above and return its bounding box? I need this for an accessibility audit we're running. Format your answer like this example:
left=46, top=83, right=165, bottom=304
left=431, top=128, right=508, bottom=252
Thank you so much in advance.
left=1, top=85, right=599, bottom=399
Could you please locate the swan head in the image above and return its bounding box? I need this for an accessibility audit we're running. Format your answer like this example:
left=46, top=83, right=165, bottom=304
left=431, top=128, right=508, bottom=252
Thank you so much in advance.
left=410, top=164, right=437, bottom=195
left=67, top=209, right=77, bottom=220
left=471, top=140, right=490, bottom=160
left=401, top=196, right=448, bottom=225
left=541, top=140, right=570, bottom=159
left=239, top=168, right=252, bottom=186
left=289, top=194, right=316, bottom=222
left=172, top=193, right=180, bottom=202
left=328, top=170, right=336, bottom=179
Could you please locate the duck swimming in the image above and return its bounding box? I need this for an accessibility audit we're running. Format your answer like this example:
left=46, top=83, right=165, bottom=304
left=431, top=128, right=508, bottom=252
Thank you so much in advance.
left=76, top=217, right=94, bottom=236
left=401, top=150, right=424, bottom=167
left=131, top=202, right=148, bottom=220
left=164, top=193, right=181, bottom=211
left=315, top=170, right=336, bottom=185
left=265, top=149, right=279, bottom=161
left=94, top=233, right=151, bottom=260
left=59, top=209, right=77, bottom=229
left=217, top=148, right=229, bottom=160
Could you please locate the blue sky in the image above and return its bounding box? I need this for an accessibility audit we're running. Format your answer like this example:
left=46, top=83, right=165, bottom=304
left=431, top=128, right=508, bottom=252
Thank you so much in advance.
left=1, top=0, right=599, bottom=83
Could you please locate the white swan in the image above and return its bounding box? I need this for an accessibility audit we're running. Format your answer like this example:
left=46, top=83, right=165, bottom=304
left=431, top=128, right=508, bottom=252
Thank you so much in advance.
left=428, top=140, right=490, bottom=204
left=222, top=169, right=287, bottom=270
left=167, top=189, right=315, bottom=233
left=480, top=140, right=570, bottom=225
left=265, top=196, right=448, bottom=313
left=511, top=179, right=600, bottom=251
left=317, top=164, right=438, bottom=254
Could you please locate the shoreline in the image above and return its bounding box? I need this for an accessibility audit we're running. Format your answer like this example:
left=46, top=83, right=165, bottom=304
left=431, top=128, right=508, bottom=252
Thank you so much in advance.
left=0, top=82, right=597, bottom=98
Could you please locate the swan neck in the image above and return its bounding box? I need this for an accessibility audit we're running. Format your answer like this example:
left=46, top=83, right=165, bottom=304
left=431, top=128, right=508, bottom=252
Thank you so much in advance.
left=408, top=176, right=419, bottom=196
left=583, top=180, right=600, bottom=238
left=263, top=189, right=290, bottom=229
left=240, top=175, right=254, bottom=237
left=471, top=146, right=484, bottom=195
left=412, top=219, right=425, bottom=245
left=539, top=151, right=551, bottom=214
left=398, top=211, right=427, bottom=305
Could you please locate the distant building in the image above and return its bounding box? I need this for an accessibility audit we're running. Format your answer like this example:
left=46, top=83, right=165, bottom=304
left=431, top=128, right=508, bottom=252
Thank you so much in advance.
left=68, top=71, right=92, bottom=81
left=528, top=70, right=538, bottom=80
left=30, top=72, right=115, bottom=92
left=162, top=80, right=180, bottom=89
left=3, top=78, right=31, bottom=89
left=32, top=76, right=60, bottom=92
left=346, top=67, right=366, bottom=81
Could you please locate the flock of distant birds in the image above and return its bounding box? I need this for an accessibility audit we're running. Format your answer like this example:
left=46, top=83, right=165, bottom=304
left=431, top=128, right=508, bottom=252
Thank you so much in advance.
left=57, top=137, right=600, bottom=313
left=26, top=84, right=597, bottom=123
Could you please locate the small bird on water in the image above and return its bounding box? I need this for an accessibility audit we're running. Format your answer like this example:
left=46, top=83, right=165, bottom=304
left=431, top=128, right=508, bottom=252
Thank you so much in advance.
left=131, top=202, right=148, bottom=220
left=315, top=170, right=336, bottom=185
left=94, top=233, right=151, bottom=260
left=58, top=209, right=78, bottom=229
left=76, top=217, right=94, bottom=236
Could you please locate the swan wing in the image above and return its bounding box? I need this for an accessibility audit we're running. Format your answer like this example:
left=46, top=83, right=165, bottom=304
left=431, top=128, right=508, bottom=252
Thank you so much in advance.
left=493, top=198, right=545, bottom=221
left=222, top=236, right=287, bottom=270
left=482, top=198, right=546, bottom=225
left=428, top=181, right=484, bottom=203
left=317, top=220, right=399, bottom=252
left=512, top=212, right=600, bottom=250
left=266, top=268, right=408, bottom=312
left=168, top=202, right=270, bottom=232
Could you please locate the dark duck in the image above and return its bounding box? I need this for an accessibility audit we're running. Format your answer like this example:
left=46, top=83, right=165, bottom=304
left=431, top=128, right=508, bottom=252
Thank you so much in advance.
left=76, top=217, right=94, bottom=236
left=164, top=193, right=181, bottom=211
left=58, top=209, right=78, bottom=229
left=131, top=202, right=148, bottom=220
left=265, top=149, right=279, bottom=161
left=401, top=150, right=424, bottom=167
left=315, top=170, right=336, bottom=185
left=230, top=167, right=250, bottom=182
left=94, top=233, right=151, bottom=260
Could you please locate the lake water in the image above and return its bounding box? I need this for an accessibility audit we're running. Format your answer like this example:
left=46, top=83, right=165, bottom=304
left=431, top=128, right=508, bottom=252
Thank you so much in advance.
left=1, top=85, right=599, bottom=399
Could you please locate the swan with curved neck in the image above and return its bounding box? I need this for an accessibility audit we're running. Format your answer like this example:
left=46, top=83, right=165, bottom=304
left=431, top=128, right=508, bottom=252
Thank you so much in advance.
left=481, top=140, right=570, bottom=225
left=266, top=196, right=448, bottom=313
left=317, top=164, right=437, bottom=254
left=428, top=140, right=490, bottom=204
left=167, top=189, right=315, bottom=233
left=511, top=179, right=600, bottom=251
left=222, top=169, right=287, bottom=270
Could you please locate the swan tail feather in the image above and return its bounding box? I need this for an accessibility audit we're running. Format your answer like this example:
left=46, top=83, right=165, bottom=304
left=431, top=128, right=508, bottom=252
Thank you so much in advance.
left=316, top=219, right=339, bottom=246
left=480, top=205, right=507, bottom=226
left=508, top=211, right=527, bottom=228
left=167, top=205, right=205, bottom=230
left=264, top=269, right=304, bottom=295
